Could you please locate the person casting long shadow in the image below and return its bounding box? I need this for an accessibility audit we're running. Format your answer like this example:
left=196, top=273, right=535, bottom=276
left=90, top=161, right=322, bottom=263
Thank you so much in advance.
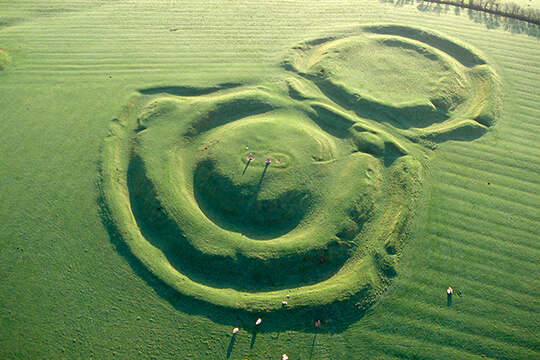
left=242, top=153, right=254, bottom=175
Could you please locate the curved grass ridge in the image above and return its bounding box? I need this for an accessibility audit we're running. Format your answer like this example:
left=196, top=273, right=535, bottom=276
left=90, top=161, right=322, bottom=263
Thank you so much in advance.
left=100, top=24, right=501, bottom=323
left=282, top=24, right=502, bottom=148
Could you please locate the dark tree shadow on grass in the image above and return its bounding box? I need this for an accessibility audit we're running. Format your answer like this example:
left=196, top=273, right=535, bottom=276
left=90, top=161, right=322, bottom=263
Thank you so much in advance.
left=381, top=0, right=540, bottom=38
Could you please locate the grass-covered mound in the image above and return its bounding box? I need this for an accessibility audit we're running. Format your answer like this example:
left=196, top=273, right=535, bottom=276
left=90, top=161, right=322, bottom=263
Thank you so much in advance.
left=283, top=24, right=502, bottom=146
left=101, top=24, right=501, bottom=323
left=194, top=114, right=325, bottom=237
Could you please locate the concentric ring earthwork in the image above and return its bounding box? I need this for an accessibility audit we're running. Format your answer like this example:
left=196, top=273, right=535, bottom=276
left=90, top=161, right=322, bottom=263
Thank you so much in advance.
left=100, top=24, right=501, bottom=323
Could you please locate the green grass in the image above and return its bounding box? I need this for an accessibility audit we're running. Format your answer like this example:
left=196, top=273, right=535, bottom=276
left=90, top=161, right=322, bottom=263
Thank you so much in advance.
left=0, top=49, right=9, bottom=70
left=1, top=1, right=539, bottom=359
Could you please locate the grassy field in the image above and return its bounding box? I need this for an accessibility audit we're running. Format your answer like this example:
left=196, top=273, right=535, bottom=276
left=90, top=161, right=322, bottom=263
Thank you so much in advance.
left=1, top=1, right=539, bottom=359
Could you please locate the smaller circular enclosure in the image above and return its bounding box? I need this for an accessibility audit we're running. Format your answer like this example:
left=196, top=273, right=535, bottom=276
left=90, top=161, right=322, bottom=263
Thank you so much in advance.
left=284, top=24, right=501, bottom=135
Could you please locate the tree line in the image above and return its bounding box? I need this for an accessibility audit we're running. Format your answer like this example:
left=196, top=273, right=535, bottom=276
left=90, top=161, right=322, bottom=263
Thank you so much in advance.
left=422, top=0, right=540, bottom=25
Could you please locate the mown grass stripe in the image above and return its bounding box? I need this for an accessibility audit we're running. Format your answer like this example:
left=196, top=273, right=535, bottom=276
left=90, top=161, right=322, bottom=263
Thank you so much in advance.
left=353, top=325, right=486, bottom=360
left=515, top=99, right=540, bottom=111
left=385, top=297, right=540, bottom=352
left=452, top=128, right=540, bottom=157
left=403, top=256, right=540, bottom=319
left=513, top=103, right=540, bottom=121
left=502, top=117, right=540, bottom=134
left=435, top=174, right=540, bottom=212
left=435, top=187, right=539, bottom=229
left=436, top=171, right=540, bottom=214
left=454, top=142, right=539, bottom=171
left=434, top=178, right=539, bottom=215
left=432, top=194, right=539, bottom=241
left=434, top=197, right=540, bottom=248
left=421, top=245, right=539, bottom=302
left=426, top=229, right=540, bottom=286
left=507, top=113, right=540, bottom=128
left=501, top=56, right=540, bottom=68
left=497, top=58, right=540, bottom=72
left=399, top=269, right=540, bottom=318
left=433, top=209, right=540, bottom=255
left=431, top=215, right=540, bottom=265
left=514, top=83, right=540, bottom=95
left=493, top=131, right=540, bottom=151
left=368, top=312, right=539, bottom=360
left=437, top=152, right=539, bottom=189
left=436, top=158, right=540, bottom=197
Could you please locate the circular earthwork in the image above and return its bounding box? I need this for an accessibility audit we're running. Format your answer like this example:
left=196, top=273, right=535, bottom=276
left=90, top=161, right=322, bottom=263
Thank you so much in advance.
left=101, top=24, right=501, bottom=324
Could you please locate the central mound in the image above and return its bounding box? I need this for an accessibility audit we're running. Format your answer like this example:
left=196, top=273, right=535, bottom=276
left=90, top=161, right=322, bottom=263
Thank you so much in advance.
left=193, top=114, right=336, bottom=237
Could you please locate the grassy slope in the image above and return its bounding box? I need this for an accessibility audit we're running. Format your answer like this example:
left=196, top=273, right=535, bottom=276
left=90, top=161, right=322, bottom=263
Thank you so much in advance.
left=0, top=0, right=538, bottom=359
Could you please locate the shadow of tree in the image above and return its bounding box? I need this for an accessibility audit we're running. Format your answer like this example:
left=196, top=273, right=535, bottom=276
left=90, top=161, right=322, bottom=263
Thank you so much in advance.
left=381, top=0, right=540, bottom=38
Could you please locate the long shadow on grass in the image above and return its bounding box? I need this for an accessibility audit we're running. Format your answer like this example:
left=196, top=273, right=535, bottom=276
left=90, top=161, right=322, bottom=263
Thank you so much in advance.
left=383, top=0, right=540, bottom=39
left=245, top=162, right=269, bottom=212
left=226, top=335, right=236, bottom=358
left=138, top=83, right=243, bottom=97
left=242, top=158, right=252, bottom=175
left=309, top=334, right=317, bottom=359
left=250, top=329, right=258, bottom=349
